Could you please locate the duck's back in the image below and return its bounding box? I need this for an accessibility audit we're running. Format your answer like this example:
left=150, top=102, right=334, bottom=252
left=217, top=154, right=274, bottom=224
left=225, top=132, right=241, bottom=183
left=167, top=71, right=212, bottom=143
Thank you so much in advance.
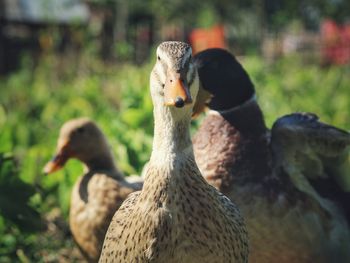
left=70, top=172, right=137, bottom=262
left=234, top=181, right=350, bottom=263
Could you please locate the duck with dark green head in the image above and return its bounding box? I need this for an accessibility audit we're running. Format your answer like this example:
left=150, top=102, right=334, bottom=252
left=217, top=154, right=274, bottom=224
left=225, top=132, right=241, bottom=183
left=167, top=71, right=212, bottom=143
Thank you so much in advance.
left=192, top=48, right=350, bottom=263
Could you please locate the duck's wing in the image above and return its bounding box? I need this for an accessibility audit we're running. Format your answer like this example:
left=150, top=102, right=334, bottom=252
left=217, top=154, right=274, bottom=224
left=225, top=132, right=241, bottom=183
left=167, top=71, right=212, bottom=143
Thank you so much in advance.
left=270, top=112, right=350, bottom=220
left=99, top=191, right=141, bottom=262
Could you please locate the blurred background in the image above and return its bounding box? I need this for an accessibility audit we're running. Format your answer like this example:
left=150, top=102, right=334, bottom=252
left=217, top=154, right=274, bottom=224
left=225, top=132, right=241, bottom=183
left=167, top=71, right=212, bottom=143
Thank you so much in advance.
left=0, top=0, right=349, bottom=262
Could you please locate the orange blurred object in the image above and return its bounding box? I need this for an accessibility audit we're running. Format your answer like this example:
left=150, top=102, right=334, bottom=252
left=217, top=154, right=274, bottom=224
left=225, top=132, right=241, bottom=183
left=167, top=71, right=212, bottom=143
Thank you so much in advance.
left=189, top=25, right=226, bottom=54
left=321, top=19, right=350, bottom=65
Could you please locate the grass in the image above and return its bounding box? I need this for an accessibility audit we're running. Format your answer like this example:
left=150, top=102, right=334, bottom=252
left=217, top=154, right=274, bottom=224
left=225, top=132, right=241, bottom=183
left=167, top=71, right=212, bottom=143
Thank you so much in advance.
left=244, top=55, right=350, bottom=128
left=0, top=51, right=349, bottom=262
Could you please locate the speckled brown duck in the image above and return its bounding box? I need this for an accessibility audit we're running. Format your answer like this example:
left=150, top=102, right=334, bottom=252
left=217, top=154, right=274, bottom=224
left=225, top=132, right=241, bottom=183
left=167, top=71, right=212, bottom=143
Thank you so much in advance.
left=44, top=118, right=142, bottom=262
left=192, top=48, right=350, bottom=263
left=99, top=42, right=248, bottom=263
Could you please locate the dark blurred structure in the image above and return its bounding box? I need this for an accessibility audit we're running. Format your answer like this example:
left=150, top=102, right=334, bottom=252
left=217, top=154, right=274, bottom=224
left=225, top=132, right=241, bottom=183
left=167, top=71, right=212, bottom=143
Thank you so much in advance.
left=0, top=0, right=89, bottom=74
left=0, top=0, right=156, bottom=74
left=86, top=1, right=154, bottom=64
left=1, top=0, right=350, bottom=74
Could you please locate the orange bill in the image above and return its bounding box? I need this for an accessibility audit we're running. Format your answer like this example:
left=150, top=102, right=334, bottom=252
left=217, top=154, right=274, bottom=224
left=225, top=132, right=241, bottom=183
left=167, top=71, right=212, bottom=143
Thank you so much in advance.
left=164, top=74, right=192, bottom=107
left=43, top=140, right=71, bottom=174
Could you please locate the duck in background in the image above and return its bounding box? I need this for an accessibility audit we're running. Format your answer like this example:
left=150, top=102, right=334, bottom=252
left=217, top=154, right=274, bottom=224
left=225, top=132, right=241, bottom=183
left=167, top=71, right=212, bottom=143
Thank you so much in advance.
left=44, top=117, right=142, bottom=262
left=99, top=41, right=248, bottom=263
left=192, top=48, right=350, bottom=263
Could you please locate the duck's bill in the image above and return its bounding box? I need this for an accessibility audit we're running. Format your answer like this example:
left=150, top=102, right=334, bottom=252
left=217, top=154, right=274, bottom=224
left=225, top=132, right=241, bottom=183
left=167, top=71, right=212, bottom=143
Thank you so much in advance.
left=43, top=153, right=69, bottom=174
left=192, top=87, right=212, bottom=118
left=164, top=77, right=192, bottom=108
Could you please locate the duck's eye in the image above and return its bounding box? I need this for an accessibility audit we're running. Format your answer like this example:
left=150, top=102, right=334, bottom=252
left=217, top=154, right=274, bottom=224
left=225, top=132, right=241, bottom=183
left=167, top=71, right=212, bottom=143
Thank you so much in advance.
left=162, top=84, right=165, bottom=88
left=77, top=127, right=85, bottom=134
left=157, top=56, right=161, bottom=61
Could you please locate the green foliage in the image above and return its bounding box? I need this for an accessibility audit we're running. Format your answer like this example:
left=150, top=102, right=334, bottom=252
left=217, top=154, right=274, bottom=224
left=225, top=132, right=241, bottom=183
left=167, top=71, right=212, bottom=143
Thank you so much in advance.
left=0, top=153, right=45, bottom=262
left=0, top=153, right=44, bottom=231
left=0, top=53, right=154, bottom=261
left=0, top=52, right=349, bottom=261
left=243, top=56, right=350, bottom=128
left=196, top=5, right=219, bottom=28
left=1, top=52, right=154, bottom=206
left=114, top=41, right=134, bottom=61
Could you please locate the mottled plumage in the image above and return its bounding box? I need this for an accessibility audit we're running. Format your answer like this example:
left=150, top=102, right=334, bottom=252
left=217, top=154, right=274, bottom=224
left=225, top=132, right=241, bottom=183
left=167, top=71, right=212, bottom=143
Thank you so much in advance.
left=99, top=42, right=248, bottom=263
left=44, top=118, right=142, bottom=262
left=192, top=48, right=350, bottom=263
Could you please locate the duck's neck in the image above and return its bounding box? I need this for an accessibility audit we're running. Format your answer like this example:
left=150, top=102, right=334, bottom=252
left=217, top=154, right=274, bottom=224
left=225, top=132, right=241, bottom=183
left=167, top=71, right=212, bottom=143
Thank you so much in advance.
left=150, top=105, right=193, bottom=168
left=212, top=95, right=267, bottom=135
left=82, top=151, right=121, bottom=179
left=143, top=104, right=203, bottom=203
left=193, top=95, right=271, bottom=192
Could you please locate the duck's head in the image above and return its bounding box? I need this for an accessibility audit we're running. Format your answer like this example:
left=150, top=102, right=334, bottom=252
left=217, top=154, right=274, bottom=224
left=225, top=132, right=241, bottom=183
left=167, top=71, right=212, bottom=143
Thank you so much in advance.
left=43, top=118, right=113, bottom=174
left=150, top=41, right=198, bottom=117
left=192, top=48, right=255, bottom=115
